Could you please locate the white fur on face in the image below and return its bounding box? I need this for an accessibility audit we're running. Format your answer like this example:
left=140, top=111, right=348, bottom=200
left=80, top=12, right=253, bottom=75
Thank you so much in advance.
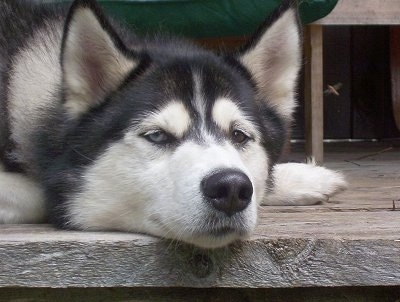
left=63, top=8, right=136, bottom=116
left=139, top=101, right=191, bottom=138
left=212, top=98, right=260, bottom=140
left=192, top=73, right=206, bottom=123
left=212, top=98, right=241, bottom=131
left=66, top=101, right=269, bottom=248
left=240, top=8, right=301, bottom=121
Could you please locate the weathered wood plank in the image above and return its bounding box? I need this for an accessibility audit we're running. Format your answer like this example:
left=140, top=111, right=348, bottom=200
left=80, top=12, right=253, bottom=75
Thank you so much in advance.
left=256, top=211, right=400, bottom=240
left=0, top=287, right=399, bottom=302
left=315, top=0, right=400, bottom=25
left=0, top=211, right=399, bottom=289
left=304, top=25, right=324, bottom=163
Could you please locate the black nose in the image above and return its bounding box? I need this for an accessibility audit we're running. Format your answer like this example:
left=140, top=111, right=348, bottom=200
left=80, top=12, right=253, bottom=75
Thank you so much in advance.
left=201, top=169, right=253, bottom=216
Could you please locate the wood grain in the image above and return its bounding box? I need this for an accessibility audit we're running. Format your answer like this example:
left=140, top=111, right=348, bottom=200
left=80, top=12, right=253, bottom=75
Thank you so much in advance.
left=0, top=222, right=399, bottom=288
left=315, top=0, right=400, bottom=25
left=304, top=25, right=324, bottom=163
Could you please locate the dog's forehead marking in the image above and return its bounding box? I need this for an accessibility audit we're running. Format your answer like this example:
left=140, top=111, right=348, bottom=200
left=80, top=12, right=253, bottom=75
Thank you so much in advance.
left=192, top=72, right=206, bottom=123
left=212, top=98, right=261, bottom=141
left=212, top=98, right=242, bottom=131
left=190, top=71, right=217, bottom=144
left=143, top=101, right=191, bottom=137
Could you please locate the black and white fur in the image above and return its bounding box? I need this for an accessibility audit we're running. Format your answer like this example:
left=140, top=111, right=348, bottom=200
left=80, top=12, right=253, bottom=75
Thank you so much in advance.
left=0, top=0, right=346, bottom=248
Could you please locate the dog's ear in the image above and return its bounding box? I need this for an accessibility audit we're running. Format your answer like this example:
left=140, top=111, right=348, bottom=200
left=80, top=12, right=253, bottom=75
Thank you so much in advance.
left=238, top=0, right=302, bottom=121
left=61, top=0, right=138, bottom=116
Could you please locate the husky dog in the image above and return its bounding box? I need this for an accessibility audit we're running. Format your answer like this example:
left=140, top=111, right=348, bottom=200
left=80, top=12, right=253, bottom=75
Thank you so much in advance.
left=0, top=0, right=346, bottom=248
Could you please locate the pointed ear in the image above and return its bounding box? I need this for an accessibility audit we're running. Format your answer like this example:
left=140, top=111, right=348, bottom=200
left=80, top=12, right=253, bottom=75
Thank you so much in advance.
left=239, top=0, right=302, bottom=121
left=61, top=0, right=138, bottom=116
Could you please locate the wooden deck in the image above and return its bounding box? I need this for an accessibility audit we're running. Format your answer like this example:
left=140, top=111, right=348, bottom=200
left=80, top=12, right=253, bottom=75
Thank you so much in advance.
left=0, top=142, right=399, bottom=300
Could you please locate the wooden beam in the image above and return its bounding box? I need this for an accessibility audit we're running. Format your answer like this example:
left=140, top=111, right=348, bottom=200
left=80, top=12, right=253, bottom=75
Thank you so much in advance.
left=304, top=25, right=324, bottom=163
left=0, top=211, right=399, bottom=289
left=314, top=0, right=400, bottom=25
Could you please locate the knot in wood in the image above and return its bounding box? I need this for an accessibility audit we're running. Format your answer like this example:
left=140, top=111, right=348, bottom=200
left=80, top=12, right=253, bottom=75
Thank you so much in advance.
left=188, top=253, right=214, bottom=279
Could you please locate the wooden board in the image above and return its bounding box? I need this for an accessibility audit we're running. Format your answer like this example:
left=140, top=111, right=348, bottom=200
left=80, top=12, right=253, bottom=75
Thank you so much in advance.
left=0, top=218, right=399, bottom=289
left=304, top=25, right=324, bottom=163
left=315, top=0, right=400, bottom=25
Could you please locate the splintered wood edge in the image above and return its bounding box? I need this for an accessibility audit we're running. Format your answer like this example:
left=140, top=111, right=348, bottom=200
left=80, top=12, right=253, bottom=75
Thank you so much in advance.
left=0, top=210, right=399, bottom=288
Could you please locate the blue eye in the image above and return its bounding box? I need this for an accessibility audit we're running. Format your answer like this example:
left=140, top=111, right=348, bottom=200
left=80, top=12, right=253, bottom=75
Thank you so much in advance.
left=143, top=130, right=172, bottom=144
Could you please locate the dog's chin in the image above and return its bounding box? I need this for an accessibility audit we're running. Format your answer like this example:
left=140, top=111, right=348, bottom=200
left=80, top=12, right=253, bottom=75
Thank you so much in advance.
left=180, top=227, right=251, bottom=249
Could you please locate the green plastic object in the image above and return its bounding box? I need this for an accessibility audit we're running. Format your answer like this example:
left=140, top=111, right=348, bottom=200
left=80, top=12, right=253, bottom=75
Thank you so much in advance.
left=49, top=0, right=338, bottom=38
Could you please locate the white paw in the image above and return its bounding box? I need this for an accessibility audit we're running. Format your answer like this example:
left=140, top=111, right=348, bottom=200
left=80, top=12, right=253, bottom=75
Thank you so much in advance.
left=262, top=161, right=347, bottom=206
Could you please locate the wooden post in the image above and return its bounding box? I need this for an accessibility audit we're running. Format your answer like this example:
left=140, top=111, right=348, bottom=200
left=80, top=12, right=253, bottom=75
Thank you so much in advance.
left=390, top=26, right=400, bottom=131
left=304, top=25, right=324, bottom=164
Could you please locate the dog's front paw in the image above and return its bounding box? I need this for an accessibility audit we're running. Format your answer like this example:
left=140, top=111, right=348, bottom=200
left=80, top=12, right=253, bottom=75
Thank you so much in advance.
left=262, top=161, right=347, bottom=206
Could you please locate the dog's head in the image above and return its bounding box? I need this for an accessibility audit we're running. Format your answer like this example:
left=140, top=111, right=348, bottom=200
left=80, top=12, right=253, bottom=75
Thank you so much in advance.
left=51, top=0, right=301, bottom=248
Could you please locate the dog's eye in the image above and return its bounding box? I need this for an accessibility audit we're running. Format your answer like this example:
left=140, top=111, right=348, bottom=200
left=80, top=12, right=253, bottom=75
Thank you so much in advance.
left=231, top=129, right=250, bottom=144
left=143, top=130, right=172, bottom=144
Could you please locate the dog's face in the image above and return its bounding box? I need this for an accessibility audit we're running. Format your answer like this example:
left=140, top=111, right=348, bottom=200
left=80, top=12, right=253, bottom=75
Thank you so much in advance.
left=53, top=0, right=301, bottom=248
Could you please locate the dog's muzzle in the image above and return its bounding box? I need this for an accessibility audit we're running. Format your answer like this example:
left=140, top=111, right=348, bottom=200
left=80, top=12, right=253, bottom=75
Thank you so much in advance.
left=201, top=169, right=253, bottom=216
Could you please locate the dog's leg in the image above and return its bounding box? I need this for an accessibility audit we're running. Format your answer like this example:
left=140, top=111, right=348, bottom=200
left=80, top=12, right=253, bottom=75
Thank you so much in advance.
left=0, top=165, right=46, bottom=223
left=262, top=161, right=347, bottom=206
